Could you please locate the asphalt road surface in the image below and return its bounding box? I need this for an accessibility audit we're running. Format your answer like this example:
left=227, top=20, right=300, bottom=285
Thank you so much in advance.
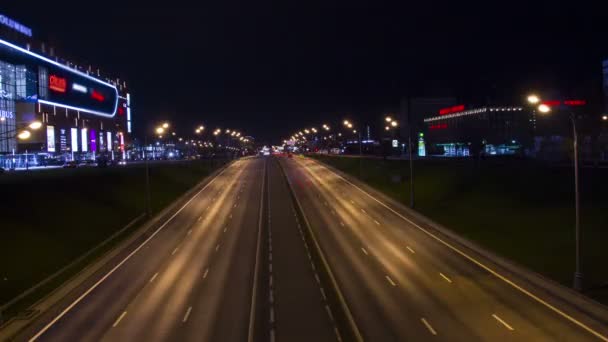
left=11, top=155, right=608, bottom=341
left=281, top=156, right=608, bottom=342
left=19, top=158, right=264, bottom=342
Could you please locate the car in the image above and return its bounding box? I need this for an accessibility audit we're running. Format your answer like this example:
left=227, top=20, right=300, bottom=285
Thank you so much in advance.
left=62, top=161, right=78, bottom=168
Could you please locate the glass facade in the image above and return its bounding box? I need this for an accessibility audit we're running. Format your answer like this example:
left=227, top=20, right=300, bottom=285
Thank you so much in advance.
left=603, top=59, right=608, bottom=112
left=0, top=60, right=17, bottom=153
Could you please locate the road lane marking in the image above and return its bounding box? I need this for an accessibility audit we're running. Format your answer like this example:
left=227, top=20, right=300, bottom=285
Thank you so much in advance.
left=385, top=275, right=396, bottom=286
left=421, top=318, right=437, bottom=335
left=320, top=287, right=327, bottom=300
left=492, top=314, right=514, bottom=331
left=183, top=306, right=192, bottom=323
left=223, top=226, right=227, bottom=233
left=149, top=272, right=159, bottom=283
left=361, top=247, right=369, bottom=255
left=270, top=307, right=275, bottom=323
left=440, top=273, right=453, bottom=283
left=197, top=216, right=202, bottom=222
left=310, top=159, right=608, bottom=341
left=187, top=229, right=192, bottom=236
left=350, top=200, right=355, bottom=204
left=360, top=208, right=366, bottom=214
left=203, top=268, right=209, bottom=279
left=406, top=246, right=415, bottom=254
left=172, top=247, right=179, bottom=255
left=325, top=305, right=335, bottom=322
left=340, top=221, right=345, bottom=227
left=270, top=290, right=274, bottom=303
left=112, top=311, right=127, bottom=328
left=373, top=219, right=381, bottom=226
left=215, top=244, right=220, bottom=252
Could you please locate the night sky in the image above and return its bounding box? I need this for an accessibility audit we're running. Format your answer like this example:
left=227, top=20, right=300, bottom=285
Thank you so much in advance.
left=4, top=1, right=608, bottom=143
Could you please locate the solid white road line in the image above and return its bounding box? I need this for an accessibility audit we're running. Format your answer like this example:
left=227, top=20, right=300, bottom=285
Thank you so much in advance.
left=112, top=311, right=127, bottom=328
left=361, top=247, right=369, bottom=255
left=440, top=273, right=453, bottom=283
left=183, top=306, right=192, bottom=323
left=305, top=159, right=608, bottom=342
left=406, top=246, right=415, bottom=254
left=385, top=275, right=397, bottom=286
left=149, top=272, right=159, bottom=283
left=492, top=314, right=515, bottom=331
left=421, top=318, right=437, bottom=335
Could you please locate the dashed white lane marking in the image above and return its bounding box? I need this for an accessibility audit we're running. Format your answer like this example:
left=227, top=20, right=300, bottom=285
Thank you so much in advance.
left=421, top=318, right=437, bottom=335
left=215, top=244, right=220, bottom=252
left=203, top=268, right=209, bottom=279
left=197, top=216, right=202, bottom=222
left=325, top=305, right=335, bottom=322
left=406, top=246, right=415, bottom=254
left=492, top=314, right=515, bottom=331
left=360, top=208, right=367, bottom=214
left=270, top=329, right=276, bottom=342
left=224, top=226, right=228, bottom=233
left=440, top=273, right=453, bottom=283
left=373, top=219, right=380, bottom=226
left=112, top=311, right=127, bottom=327
left=350, top=200, right=355, bottom=204
left=320, top=287, right=327, bottom=300
left=361, top=247, right=369, bottom=255
left=385, top=275, right=397, bottom=286
left=270, top=307, right=275, bottom=323
left=187, top=229, right=192, bottom=236
left=339, top=221, right=345, bottom=227
left=149, top=272, right=159, bottom=283
left=183, top=306, right=192, bottom=323
left=172, top=247, right=179, bottom=255
left=234, top=203, right=238, bottom=208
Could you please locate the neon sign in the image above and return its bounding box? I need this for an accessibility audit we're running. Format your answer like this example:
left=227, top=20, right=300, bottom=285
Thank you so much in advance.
left=564, top=100, right=586, bottom=106
left=439, top=104, right=465, bottom=115
left=429, top=123, right=448, bottom=130
left=0, top=14, right=32, bottom=37
left=91, top=90, right=105, bottom=102
left=49, top=75, right=67, bottom=93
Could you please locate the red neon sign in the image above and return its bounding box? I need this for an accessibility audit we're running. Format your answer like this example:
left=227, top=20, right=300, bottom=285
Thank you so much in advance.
left=429, top=123, right=448, bottom=130
left=91, top=90, right=105, bottom=102
left=541, top=100, right=561, bottom=106
left=49, top=75, right=67, bottom=93
left=439, top=104, right=464, bottom=115
left=564, top=100, right=586, bottom=106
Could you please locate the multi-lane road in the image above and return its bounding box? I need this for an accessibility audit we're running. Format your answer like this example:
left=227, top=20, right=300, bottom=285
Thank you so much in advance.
left=9, top=156, right=608, bottom=341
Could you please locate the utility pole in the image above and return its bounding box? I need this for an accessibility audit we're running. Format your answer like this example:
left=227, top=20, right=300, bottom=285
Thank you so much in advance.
left=402, top=97, right=415, bottom=209
left=571, top=114, right=582, bottom=291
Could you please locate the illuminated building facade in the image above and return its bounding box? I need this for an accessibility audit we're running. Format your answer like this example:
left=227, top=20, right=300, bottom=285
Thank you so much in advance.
left=0, top=13, right=131, bottom=168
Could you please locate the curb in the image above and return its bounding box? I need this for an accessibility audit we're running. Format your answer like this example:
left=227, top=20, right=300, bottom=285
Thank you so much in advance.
left=278, top=158, right=364, bottom=342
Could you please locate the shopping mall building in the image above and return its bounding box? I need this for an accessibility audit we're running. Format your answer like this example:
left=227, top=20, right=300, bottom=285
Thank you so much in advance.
left=0, top=13, right=132, bottom=168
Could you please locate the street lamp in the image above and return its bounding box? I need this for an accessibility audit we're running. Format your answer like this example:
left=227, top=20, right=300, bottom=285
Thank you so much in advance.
left=28, top=121, right=42, bottom=130
left=17, top=130, right=31, bottom=140
left=155, top=127, right=164, bottom=135
left=162, top=122, right=169, bottom=129
left=528, top=94, right=584, bottom=291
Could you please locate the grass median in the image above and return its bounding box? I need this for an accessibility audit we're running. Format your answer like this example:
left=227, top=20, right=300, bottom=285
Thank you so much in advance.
left=0, top=159, right=227, bottom=316
left=310, top=155, right=608, bottom=305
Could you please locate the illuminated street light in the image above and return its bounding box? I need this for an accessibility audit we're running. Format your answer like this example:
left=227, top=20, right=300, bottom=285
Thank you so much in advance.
left=527, top=94, right=540, bottom=104
left=391, top=120, right=398, bottom=127
left=385, top=116, right=392, bottom=122
left=172, top=132, right=176, bottom=136
left=156, top=127, right=165, bottom=135
left=305, top=129, right=310, bottom=134
left=17, top=130, right=31, bottom=140
left=29, top=121, right=43, bottom=130
left=199, top=125, right=204, bottom=130
left=385, top=126, right=390, bottom=131
left=602, top=115, right=607, bottom=121
left=538, top=104, right=551, bottom=113
left=162, top=122, right=169, bottom=129
left=353, top=129, right=357, bottom=134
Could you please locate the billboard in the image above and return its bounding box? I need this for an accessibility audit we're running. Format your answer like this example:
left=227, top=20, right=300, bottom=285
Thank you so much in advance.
left=0, top=38, right=118, bottom=117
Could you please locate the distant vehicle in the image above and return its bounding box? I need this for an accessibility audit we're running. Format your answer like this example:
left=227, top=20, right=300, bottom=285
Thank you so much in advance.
left=62, top=161, right=78, bottom=168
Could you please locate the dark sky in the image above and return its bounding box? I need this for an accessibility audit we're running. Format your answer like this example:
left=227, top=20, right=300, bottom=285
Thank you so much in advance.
left=3, top=1, right=608, bottom=143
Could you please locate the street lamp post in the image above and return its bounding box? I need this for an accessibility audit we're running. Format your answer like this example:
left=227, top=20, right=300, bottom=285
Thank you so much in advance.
left=528, top=95, right=583, bottom=291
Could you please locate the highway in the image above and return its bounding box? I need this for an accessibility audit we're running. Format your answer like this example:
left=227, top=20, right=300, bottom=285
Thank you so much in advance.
left=10, top=154, right=608, bottom=341
left=18, top=158, right=265, bottom=342
left=281, top=156, right=608, bottom=342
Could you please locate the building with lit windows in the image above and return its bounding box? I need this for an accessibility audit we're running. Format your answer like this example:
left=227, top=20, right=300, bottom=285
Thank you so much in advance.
left=423, top=104, right=532, bottom=157
left=0, top=13, right=132, bottom=169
